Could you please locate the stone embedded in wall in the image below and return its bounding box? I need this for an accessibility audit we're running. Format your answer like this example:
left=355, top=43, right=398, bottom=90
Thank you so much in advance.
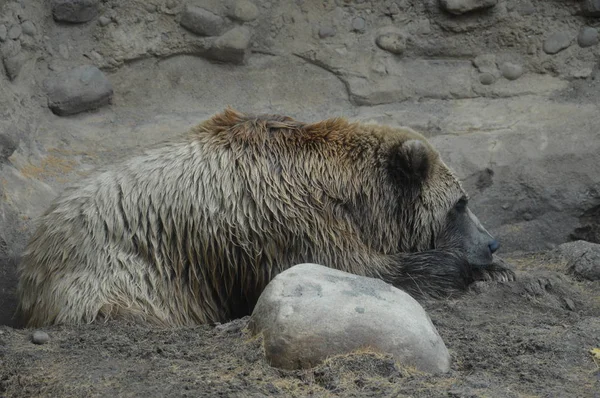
left=440, top=0, right=498, bottom=15
left=479, top=72, right=495, bottom=85
left=21, top=21, right=36, bottom=36
left=577, top=27, right=598, bottom=48
left=375, top=31, right=407, bottom=55
left=52, top=0, right=99, bottom=23
left=7, top=25, right=22, bottom=40
left=558, top=241, right=600, bottom=281
left=206, top=26, right=251, bottom=64
left=543, top=32, right=572, bottom=55
left=180, top=5, right=224, bottom=36
left=45, top=65, right=113, bottom=116
left=227, top=0, right=259, bottom=22
left=3, top=52, right=30, bottom=81
left=351, top=17, right=365, bottom=32
left=500, top=62, right=523, bottom=81
left=318, top=25, right=336, bottom=39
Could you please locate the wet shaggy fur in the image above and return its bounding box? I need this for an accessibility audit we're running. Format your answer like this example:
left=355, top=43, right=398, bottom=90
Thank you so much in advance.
left=17, top=108, right=475, bottom=327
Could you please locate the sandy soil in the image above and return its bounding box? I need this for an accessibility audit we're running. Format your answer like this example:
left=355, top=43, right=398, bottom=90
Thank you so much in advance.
left=2, top=252, right=599, bottom=398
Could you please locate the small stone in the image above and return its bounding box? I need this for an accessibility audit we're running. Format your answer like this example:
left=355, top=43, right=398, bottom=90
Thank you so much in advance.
left=500, top=62, right=524, bottom=80
left=581, top=0, right=600, bottom=17
left=0, top=134, right=17, bottom=163
left=479, top=73, right=495, bottom=85
left=8, top=25, right=22, bottom=40
left=522, top=212, right=533, bottom=221
left=166, top=0, right=178, bottom=9
left=98, top=16, right=111, bottom=26
left=21, top=21, right=36, bottom=36
left=543, top=32, right=571, bottom=55
left=180, top=5, right=224, bottom=36
left=375, top=32, right=406, bottom=55
left=518, top=1, right=534, bottom=15
left=32, top=330, right=50, bottom=345
left=207, top=26, right=251, bottom=64
left=52, top=0, right=99, bottom=23
left=440, top=0, right=497, bottom=15
left=45, top=65, right=113, bottom=116
left=318, top=25, right=336, bottom=39
left=351, top=17, right=365, bottom=32
left=228, top=0, right=259, bottom=22
left=577, top=27, right=598, bottom=48
left=0, top=25, right=6, bottom=42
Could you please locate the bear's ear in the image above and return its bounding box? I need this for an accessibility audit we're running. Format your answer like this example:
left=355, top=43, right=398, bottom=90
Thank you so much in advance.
left=387, top=139, right=431, bottom=186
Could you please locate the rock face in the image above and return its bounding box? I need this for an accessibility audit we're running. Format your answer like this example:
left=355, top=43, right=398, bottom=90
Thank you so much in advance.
left=45, top=65, right=113, bottom=116
left=180, top=5, right=224, bottom=36
left=51, top=0, right=99, bottom=23
left=440, top=0, right=497, bottom=15
left=558, top=241, right=600, bottom=281
left=249, top=263, right=451, bottom=374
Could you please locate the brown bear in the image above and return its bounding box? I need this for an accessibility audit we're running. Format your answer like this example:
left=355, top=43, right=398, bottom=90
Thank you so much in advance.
left=16, top=108, right=514, bottom=327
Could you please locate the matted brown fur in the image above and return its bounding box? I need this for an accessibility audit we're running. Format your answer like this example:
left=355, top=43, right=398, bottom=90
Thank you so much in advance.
left=16, top=108, right=468, bottom=327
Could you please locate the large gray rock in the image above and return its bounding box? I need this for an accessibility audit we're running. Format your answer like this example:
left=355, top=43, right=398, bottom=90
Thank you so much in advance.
left=180, top=5, right=224, bottom=36
left=557, top=241, right=600, bottom=281
left=249, top=263, right=450, bottom=374
left=52, top=0, right=99, bottom=23
left=45, top=65, right=113, bottom=116
left=440, top=0, right=498, bottom=15
left=206, top=26, right=251, bottom=64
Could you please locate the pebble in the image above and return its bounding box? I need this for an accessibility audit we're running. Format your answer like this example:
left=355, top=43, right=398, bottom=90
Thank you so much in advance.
left=479, top=73, right=495, bottom=85
left=375, top=31, right=406, bottom=55
left=0, top=24, right=6, bottom=42
left=21, top=20, right=36, bottom=36
left=318, top=25, right=336, bottom=39
left=8, top=24, right=22, bottom=40
left=180, top=5, right=224, bottom=36
left=351, top=17, right=365, bottom=32
left=543, top=32, right=571, bottom=55
left=577, top=27, right=598, bottom=48
left=166, top=0, right=178, bottom=9
left=98, top=16, right=111, bottom=26
left=500, top=62, right=523, bottom=80
left=32, top=330, right=50, bottom=345
left=52, top=0, right=100, bottom=23
left=229, top=0, right=259, bottom=22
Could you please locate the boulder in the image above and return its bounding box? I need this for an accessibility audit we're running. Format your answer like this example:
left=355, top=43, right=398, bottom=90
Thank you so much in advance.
left=45, top=65, right=113, bottom=116
left=249, top=263, right=451, bottom=374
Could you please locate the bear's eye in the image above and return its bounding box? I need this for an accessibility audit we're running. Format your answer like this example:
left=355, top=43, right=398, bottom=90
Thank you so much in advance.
left=455, top=197, right=468, bottom=211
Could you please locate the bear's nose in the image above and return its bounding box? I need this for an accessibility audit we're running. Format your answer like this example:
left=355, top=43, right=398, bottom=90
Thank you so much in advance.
left=489, top=239, right=500, bottom=254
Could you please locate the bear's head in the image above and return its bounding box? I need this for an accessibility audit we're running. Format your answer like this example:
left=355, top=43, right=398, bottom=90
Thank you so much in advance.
left=369, top=123, right=500, bottom=269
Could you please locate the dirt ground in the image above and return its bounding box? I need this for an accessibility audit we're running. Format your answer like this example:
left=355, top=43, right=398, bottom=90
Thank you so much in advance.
left=1, top=252, right=599, bottom=398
